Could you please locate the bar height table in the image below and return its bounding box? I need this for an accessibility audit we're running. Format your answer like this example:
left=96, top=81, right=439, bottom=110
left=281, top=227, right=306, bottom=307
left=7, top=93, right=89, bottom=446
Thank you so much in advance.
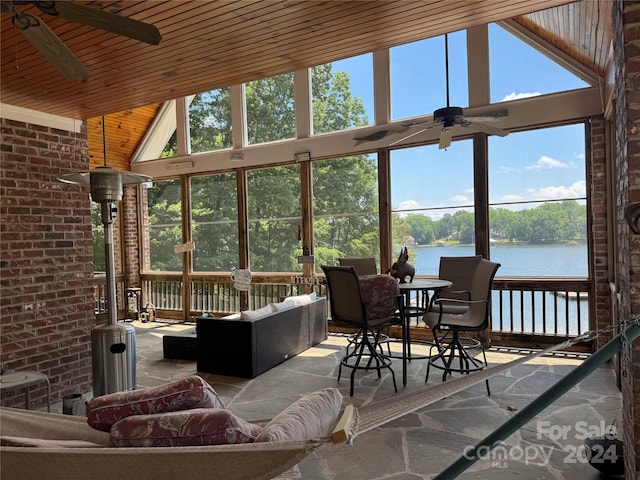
left=398, top=278, right=452, bottom=385
left=0, top=371, right=51, bottom=412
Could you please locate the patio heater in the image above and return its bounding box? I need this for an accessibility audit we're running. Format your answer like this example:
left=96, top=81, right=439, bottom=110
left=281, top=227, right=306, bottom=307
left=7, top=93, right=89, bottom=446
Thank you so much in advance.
left=59, top=119, right=150, bottom=396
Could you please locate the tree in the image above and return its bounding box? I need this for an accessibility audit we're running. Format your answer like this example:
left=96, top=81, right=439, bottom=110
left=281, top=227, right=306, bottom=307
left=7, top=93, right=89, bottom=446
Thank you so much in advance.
left=154, top=64, right=374, bottom=272
left=405, top=214, right=435, bottom=245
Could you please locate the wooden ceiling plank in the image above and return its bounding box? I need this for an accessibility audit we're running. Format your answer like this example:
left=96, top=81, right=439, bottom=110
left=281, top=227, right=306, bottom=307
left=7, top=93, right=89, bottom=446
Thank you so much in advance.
left=1, top=0, right=596, bottom=119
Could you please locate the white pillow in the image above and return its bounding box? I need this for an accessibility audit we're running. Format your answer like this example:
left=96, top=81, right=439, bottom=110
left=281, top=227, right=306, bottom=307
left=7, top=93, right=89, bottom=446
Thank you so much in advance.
left=240, top=304, right=274, bottom=320
left=223, top=313, right=241, bottom=320
left=271, top=299, right=296, bottom=311
left=255, top=388, right=343, bottom=443
left=284, top=292, right=317, bottom=305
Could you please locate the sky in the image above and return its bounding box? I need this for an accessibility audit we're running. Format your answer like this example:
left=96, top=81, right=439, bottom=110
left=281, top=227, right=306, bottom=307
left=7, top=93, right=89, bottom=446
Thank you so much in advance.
left=331, top=24, right=589, bottom=220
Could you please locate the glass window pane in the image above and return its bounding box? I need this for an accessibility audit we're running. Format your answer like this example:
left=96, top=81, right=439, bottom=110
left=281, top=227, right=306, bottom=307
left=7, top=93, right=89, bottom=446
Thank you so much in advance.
left=489, top=24, right=589, bottom=103
left=391, top=31, right=468, bottom=122
left=147, top=179, right=182, bottom=272
left=312, top=53, right=373, bottom=134
left=246, top=73, right=295, bottom=145
left=247, top=165, right=302, bottom=271
left=189, top=89, right=232, bottom=153
left=488, top=124, right=587, bottom=276
left=312, top=154, right=379, bottom=271
left=91, top=202, right=105, bottom=273
left=390, top=140, right=474, bottom=274
left=191, top=173, right=238, bottom=271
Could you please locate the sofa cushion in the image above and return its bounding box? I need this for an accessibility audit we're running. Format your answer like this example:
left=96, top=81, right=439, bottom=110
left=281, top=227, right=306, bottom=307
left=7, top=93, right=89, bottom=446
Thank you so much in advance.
left=87, top=375, right=224, bottom=432
left=110, top=408, right=262, bottom=447
left=284, top=292, right=317, bottom=305
left=271, top=299, right=296, bottom=311
left=255, top=388, right=342, bottom=443
left=240, top=304, right=274, bottom=320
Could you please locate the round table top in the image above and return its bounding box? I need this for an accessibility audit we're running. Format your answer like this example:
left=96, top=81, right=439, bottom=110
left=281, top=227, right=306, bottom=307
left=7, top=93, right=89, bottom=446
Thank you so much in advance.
left=397, top=278, right=452, bottom=291
left=0, top=371, right=48, bottom=389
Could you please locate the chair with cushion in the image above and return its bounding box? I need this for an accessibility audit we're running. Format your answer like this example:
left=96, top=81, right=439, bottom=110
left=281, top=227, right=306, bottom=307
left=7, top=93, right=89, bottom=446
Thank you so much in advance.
left=430, top=255, right=482, bottom=314
left=338, top=257, right=378, bottom=276
left=422, top=259, right=500, bottom=395
left=322, top=265, right=403, bottom=396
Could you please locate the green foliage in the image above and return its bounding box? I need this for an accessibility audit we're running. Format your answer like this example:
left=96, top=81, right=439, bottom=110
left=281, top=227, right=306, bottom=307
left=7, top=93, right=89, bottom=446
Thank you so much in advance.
left=395, top=200, right=586, bottom=246
left=312, top=155, right=379, bottom=268
left=91, top=202, right=105, bottom=271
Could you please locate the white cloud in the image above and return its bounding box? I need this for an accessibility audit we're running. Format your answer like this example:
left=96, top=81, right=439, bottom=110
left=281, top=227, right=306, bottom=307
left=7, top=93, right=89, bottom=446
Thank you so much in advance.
left=451, top=194, right=468, bottom=203
left=396, top=199, right=421, bottom=211
left=525, top=155, right=572, bottom=171
left=526, top=180, right=586, bottom=200
left=501, top=91, right=542, bottom=101
left=500, top=194, right=524, bottom=203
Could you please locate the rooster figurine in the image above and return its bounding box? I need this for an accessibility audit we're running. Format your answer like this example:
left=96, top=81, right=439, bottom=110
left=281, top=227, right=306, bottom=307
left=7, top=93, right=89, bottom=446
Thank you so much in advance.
left=389, top=246, right=415, bottom=283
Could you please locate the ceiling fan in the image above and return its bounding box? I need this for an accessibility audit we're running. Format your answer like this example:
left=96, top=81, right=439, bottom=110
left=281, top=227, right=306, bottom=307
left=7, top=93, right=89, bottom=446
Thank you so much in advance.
left=2, top=1, right=162, bottom=80
left=390, top=33, right=509, bottom=149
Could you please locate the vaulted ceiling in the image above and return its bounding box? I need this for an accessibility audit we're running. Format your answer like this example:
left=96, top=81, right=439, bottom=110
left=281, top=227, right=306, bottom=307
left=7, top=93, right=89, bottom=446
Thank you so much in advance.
left=1, top=0, right=613, bottom=169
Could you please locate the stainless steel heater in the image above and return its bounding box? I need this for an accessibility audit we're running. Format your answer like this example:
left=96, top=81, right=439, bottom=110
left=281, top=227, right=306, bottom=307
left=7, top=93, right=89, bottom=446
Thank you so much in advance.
left=59, top=120, right=150, bottom=396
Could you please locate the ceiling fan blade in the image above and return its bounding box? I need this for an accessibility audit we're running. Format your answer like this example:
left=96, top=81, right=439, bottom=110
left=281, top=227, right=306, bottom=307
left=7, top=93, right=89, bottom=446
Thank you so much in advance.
left=41, top=1, right=162, bottom=45
left=466, top=120, right=509, bottom=137
left=389, top=127, right=428, bottom=146
left=15, top=13, right=89, bottom=80
left=439, top=128, right=453, bottom=149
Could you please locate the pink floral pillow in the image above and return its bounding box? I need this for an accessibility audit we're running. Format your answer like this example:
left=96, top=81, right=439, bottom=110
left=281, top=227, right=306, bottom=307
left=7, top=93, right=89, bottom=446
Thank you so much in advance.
left=87, top=375, right=224, bottom=432
left=110, top=408, right=262, bottom=447
left=359, top=274, right=400, bottom=319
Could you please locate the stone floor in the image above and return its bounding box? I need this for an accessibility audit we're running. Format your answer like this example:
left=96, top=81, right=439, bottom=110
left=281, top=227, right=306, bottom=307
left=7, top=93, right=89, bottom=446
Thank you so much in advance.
left=92, top=321, right=625, bottom=479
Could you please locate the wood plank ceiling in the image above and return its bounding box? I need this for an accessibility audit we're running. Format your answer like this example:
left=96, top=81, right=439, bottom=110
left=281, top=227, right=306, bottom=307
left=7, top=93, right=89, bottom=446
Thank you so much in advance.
left=1, top=0, right=612, bottom=170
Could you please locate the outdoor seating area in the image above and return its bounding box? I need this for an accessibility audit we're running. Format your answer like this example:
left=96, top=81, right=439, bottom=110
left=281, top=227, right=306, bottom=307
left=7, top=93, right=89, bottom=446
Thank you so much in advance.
left=4, top=320, right=620, bottom=480
left=3, top=2, right=640, bottom=478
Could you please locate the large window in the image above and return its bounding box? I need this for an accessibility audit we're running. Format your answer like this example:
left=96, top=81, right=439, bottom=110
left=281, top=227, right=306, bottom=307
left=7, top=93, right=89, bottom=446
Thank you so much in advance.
left=390, top=141, right=474, bottom=274
left=488, top=124, right=587, bottom=276
left=189, top=88, right=232, bottom=153
left=312, top=53, right=372, bottom=134
left=191, top=173, right=238, bottom=271
left=146, top=179, right=182, bottom=272
left=246, top=165, right=302, bottom=271
left=390, top=31, right=468, bottom=122
left=312, top=154, right=380, bottom=271
left=246, top=73, right=295, bottom=145
left=489, top=24, right=589, bottom=103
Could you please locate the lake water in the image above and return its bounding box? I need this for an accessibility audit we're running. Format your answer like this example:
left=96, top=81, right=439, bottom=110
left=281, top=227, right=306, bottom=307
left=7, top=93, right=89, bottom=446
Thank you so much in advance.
left=410, top=243, right=588, bottom=277
left=406, top=243, right=589, bottom=335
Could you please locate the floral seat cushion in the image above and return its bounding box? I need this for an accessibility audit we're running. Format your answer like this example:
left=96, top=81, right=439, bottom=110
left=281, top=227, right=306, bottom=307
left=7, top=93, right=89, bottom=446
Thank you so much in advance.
left=359, top=274, right=400, bottom=319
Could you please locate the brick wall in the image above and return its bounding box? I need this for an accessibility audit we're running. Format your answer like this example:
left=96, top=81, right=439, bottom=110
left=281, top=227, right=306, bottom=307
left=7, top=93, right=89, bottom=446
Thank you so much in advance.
left=589, top=116, right=612, bottom=345
left=0, top=118, right=94, bottom=408
left=614, top=1, right=640, bottom=477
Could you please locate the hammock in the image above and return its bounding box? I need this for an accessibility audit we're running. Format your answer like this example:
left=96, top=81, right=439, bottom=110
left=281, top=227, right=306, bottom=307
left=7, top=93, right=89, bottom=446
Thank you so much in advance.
left=2, top=321, right=638, bottom=480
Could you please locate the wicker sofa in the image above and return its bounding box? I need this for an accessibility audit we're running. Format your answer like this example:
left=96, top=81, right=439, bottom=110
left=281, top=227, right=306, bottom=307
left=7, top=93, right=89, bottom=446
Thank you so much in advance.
left=195, top=295, right=327, bottom=378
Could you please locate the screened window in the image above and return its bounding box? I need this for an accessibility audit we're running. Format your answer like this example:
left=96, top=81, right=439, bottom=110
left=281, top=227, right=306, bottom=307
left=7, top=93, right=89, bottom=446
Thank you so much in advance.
left=189, top=88, right=232, bottom=153
left=489, top=23, right=589, bottom=103
left=91, top=202, right=106, bottom=273
left=311, top=53, right=372, bottom=134
left=246, top=73, right=295, bottom=145
left=191, top=173, right=238, bottom=271
left=146, top=179, right=182, bottom=272
left=246, top=165, right=302, bottom=271
left=488, top=124, right=587, bottom=276
left=312, top=154, right=380, bottom=271
left=390, top=140, right=474, bottom=272
left=390, top=31, right=468, bottom=122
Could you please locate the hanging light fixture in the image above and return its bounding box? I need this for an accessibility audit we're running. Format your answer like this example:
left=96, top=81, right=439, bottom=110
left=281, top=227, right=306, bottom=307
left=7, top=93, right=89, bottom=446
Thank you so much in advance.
left=59, top=117, right=151, bottom=395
